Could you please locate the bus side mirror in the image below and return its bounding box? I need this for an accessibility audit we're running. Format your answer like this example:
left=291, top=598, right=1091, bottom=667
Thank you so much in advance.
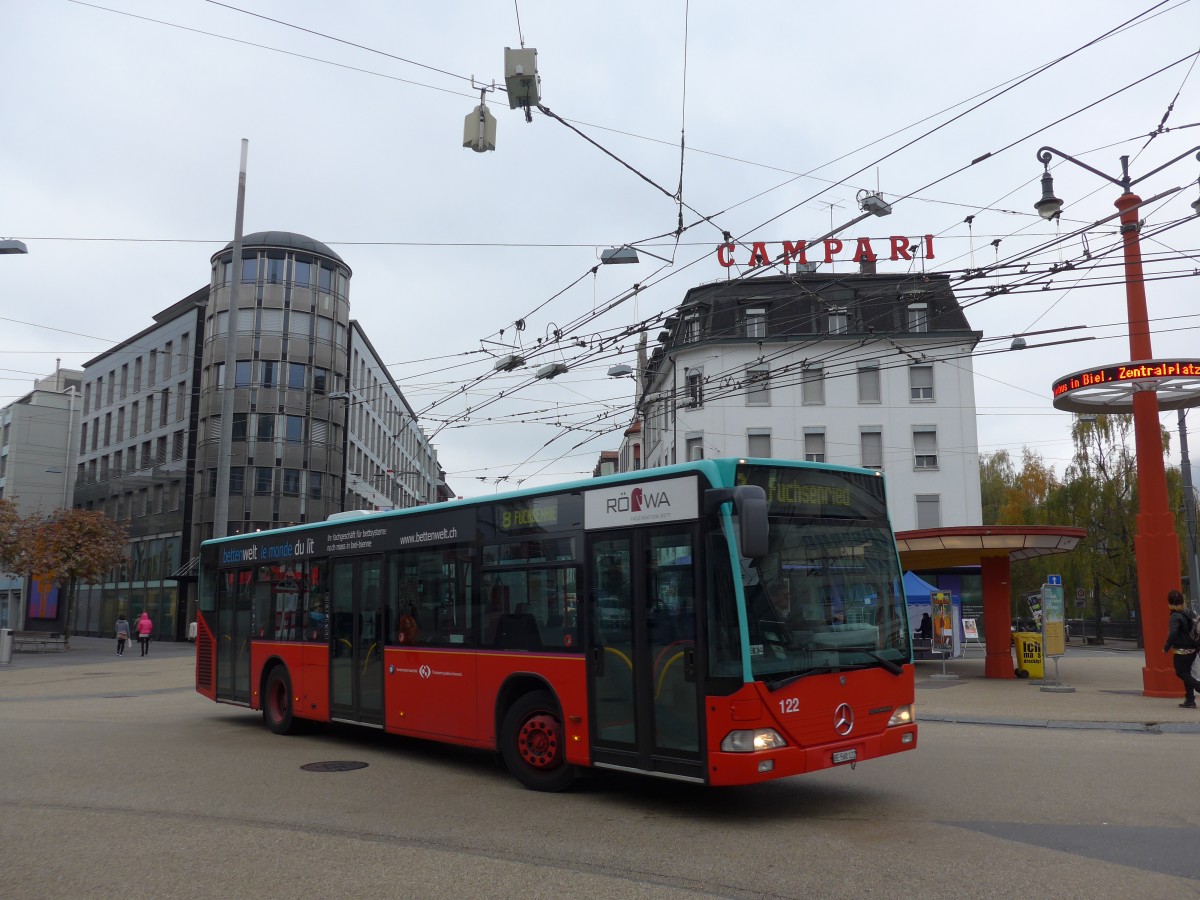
left=704, top=486, right=768, bottom=557
left=735, top=486, right=769, bottom=558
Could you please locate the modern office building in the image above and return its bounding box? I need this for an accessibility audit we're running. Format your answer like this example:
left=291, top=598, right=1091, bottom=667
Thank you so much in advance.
left=70, top=231, right=441, bottom=640
left=621, top=271, right=984, bottom=532
left=0, top=367, right=84, bottom=629
left=73, top=291, right=207, bottom=639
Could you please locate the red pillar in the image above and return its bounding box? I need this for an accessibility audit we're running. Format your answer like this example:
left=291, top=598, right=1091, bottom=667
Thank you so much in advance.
left=981, top=556, right=1014, bottom=679
left=1116, top=192, right=1183, bottom=697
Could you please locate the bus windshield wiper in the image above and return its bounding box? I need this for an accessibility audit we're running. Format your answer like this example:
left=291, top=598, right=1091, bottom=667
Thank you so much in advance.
left=859, top=649, right=903, bottom=676
left=765, top=666, right=839, bottom=692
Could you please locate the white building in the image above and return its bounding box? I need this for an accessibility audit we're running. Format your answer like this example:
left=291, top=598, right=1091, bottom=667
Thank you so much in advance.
left=625, top=271, right=983, bottom=532
left=0, top=367, right=83, bottom=628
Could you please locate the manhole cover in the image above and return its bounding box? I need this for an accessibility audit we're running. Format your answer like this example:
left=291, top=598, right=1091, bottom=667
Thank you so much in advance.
left=300, top=760, right=369, bottom=772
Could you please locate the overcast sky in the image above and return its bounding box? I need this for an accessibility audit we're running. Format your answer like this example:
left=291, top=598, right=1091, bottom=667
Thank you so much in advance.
left=4, top=0, right=1200, bottom=498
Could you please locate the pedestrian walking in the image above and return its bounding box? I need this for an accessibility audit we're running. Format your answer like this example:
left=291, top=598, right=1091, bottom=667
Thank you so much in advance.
left=114, top=614, right=131, bottom=656
left=135, top=611, right=154, bottom=657
left=1162, top=589, right=1199, bottom=709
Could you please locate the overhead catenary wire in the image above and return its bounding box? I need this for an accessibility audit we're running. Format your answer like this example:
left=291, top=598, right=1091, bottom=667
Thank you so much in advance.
left=30, top=0, right=1200, bottom=489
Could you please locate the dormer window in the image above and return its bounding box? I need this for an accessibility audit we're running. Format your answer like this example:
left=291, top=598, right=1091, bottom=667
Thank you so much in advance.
left=828, top=306, right=848, bottom=335
left=907, top=302, right=929, bottom=333
left=744, top=306, right=767, bottom=339
left=684, top=313, right=700, bottom=342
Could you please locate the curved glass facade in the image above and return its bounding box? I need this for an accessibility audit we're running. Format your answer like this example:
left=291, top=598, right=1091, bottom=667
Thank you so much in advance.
left=193, top=235, right=352, bottom=545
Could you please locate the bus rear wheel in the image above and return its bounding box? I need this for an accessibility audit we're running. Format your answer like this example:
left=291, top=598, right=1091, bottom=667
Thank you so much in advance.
left=500, top=690, right=575, bottom=792
left=263, top=667, right=299, bottom=735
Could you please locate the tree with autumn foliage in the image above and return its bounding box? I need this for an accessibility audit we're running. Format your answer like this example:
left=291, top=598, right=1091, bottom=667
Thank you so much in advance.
left=22, top=508, right=126, bottom=647
left=0, top=498, right=34, bottom=578
left=979, top=414, right=1186, bottom=642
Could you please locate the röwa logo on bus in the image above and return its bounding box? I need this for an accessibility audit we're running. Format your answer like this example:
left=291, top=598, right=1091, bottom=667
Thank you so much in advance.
left=584, top=476, right=698, bottom=527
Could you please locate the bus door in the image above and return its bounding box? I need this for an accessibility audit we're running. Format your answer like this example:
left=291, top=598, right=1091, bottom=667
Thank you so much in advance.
left=587, top=526, right=702, bottom=780
left=329, top=555, right=385, bottom=725
left=215, top=568, right=252, bottom=704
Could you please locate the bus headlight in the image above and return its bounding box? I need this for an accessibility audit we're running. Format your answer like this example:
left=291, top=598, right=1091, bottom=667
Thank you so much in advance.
left=721, top=728, right=787, bottom=752
left=887, top=705, right=914, bottom=727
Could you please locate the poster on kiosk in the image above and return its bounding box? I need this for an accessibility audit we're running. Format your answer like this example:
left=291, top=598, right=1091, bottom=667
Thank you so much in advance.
left=903, top=571, right=962, bottom=658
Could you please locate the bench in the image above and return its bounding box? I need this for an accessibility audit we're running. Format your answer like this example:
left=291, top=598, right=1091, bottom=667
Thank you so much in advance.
left=12, top=631, right=68, bottom=652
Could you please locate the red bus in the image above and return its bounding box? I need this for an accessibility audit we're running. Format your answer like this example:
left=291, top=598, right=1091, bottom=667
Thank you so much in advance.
left=195, top=458, right=916, bottom=790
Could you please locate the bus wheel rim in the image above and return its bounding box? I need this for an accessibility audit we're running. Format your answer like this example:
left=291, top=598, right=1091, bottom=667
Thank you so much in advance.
left=517, top=713, right=561, bottom=769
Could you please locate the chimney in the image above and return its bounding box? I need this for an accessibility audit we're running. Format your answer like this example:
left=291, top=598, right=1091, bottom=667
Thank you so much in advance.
left=859, top=258, right=877, bottom=275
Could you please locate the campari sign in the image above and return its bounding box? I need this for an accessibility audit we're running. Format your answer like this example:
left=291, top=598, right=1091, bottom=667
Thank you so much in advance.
left=715, top=235, right=936, bottom=268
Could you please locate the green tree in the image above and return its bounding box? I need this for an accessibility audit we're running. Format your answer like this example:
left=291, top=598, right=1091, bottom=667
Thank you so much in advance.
left=978, top=450, right=1016, bottom=525
left=23, top=508, right=126, bottom=647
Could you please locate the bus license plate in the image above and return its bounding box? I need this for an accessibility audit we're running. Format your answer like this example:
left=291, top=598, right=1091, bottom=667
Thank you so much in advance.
left=832, top=749, right=857, bottom=764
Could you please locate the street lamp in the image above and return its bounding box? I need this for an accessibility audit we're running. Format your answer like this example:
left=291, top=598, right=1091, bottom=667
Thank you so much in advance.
left=1036, top=144, right=1200, bottom=696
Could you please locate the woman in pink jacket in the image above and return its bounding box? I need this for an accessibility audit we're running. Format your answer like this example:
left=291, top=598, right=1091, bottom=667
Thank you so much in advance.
left=135, top=612, right=154, bottom=657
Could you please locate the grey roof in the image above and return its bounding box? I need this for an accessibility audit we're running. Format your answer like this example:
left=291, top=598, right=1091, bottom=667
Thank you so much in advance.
left=216, top=231, right=345, bottom=265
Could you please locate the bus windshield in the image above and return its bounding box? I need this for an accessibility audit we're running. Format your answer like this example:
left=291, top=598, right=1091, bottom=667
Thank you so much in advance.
left=735, top=464, right=909, bottom=683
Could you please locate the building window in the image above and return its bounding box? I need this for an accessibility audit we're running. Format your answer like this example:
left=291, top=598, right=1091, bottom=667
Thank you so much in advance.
left=288, top=363, right=306, bottom=390
left=686, top=370, right=703, bottom=408
left=172, top=430, right=185, bottom=460
left=231, top=412, right=247, bottom=441
left=914, top=429, right=938, bottom=470
left=909, top=365, right=934, bottom=401
left=801, top=366, right=825, bottom=405
left=160, top=389, right=169, bottom=426
left=746, top=366, right=770, bottom=406
left=266, top=256, right=285, bottom=284
left=229, top=467, right=245, bottom=494
left=907, top=302, right=928, bottom=333
left=308, top=471, right=323, bottom=500
left=261, top=360, right=278, bottom=388
left=235, top=361, right=252, bottom=388
left=255, top=467, right=273, bottom=494
left=285, top=415, right=304, bottom=443
left=163, top=341, right=173, bottom=378
left=804, top=431, right=825, bottom=463
left=256, top=414, right=275, bottom=441
left=744, top=307, right=767, bottom=339
left=294, top=258, right=311, bottom=286
left=685, top=436, right=704, bottom=461
left=683, top=313, right=700, bottom=343
left=860, top=430, right=883, bottom=469
left=857, top=364, right=881, bottom=404
left=916, top=494, right=941, bottom=528
left=241, top=255, right=259, bottom=283
left=313, top=368, right=328, bottom=395
left=748, top=432, right=771, bottom=458
left=828, top=306, right=848, bottom=335
left=282, top=469, right=301, bottom=495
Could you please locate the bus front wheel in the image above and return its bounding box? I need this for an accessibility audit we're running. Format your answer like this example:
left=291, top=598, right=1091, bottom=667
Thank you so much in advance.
left=500, top=690, right=576, bottom=792
left=263, top=667, right=299, bottom=735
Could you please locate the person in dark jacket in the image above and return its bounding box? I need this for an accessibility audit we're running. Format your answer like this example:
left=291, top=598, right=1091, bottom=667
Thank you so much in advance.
left=1162, top=589, right=1199, bottom=709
